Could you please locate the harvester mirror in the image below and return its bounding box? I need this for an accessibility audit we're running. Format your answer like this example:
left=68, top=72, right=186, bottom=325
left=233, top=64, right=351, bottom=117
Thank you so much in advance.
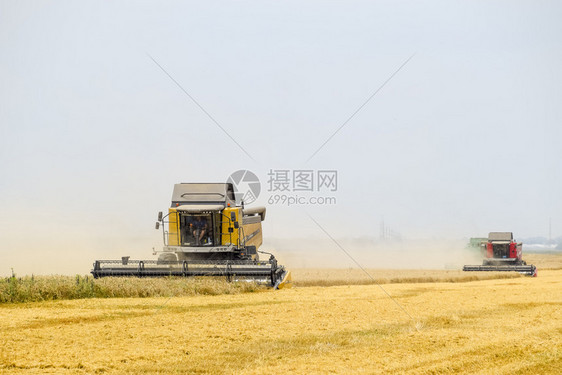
left=155, top=222, right=160, bottom=230
left=158, top=211, right=163, bottom=221
left=230, top=212, right=236, bottom=221
left=234, top=221, right=239, bottom=229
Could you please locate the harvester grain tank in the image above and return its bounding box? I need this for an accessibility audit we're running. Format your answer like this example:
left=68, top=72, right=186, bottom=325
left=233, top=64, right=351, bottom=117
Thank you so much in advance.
left=91, top=183, right=292, bottom=289
left=463, top=232, right=536, bottom=276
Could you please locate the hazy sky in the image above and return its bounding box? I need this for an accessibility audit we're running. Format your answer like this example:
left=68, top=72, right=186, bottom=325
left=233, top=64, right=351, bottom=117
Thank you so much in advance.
left=1, top=1, right=561, bottom=275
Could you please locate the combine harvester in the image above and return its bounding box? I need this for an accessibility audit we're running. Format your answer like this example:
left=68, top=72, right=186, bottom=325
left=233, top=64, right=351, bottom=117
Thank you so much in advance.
left=92, top=183, right=292, bottom=289
left=463, top=232, right=537, bottom=276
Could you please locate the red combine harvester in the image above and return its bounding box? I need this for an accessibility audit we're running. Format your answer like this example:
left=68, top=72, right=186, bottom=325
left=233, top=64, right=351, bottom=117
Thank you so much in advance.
left=463, top=232, right=537, bottom=276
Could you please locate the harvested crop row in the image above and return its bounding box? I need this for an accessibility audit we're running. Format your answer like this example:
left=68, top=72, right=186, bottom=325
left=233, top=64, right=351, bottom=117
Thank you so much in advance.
left=291, top=268, right=522, bottom=287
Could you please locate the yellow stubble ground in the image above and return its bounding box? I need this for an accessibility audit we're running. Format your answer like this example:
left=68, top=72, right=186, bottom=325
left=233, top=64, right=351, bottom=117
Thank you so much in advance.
left=1, top=270, right=561, bottom=374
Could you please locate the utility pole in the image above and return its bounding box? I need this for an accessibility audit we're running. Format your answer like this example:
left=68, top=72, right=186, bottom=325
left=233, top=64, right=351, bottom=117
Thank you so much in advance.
left=549, top=217, right=552, bottom=243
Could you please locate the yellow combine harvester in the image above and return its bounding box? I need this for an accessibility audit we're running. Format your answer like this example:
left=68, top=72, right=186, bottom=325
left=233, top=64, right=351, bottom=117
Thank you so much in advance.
left=92, top=183, right=292, bottom=289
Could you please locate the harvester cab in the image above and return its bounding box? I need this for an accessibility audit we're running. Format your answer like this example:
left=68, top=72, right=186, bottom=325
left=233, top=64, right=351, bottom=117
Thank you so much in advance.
left=92, top=183, right=292, bottom=289
left=155, top=183, right=265, bottom=263
left=483, top=232, right=521, bottom=265
left=463, top=232, right=536, bottom=276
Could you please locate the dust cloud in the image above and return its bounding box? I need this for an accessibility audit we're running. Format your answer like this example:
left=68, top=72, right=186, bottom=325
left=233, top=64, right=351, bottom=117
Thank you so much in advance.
left=0, top=216, right=162, bottom=277
left=1, top=232, right=484, bottom=277
left=264, top=237, right=483, bottom=270
left=0, top=208, right=483, bottom=276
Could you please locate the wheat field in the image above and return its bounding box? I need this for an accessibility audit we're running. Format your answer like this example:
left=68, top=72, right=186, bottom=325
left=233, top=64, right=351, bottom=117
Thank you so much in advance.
left=1, top=266, right=560, bottom=374
left=0, top=270, right=523, bottom=304
left=0, top=275, right=264, bottom=304
left=291, top=252, right=562, bottom=287
left=291, top=268, right=523, bottom=287
left=524, top=253, right=562, bottom=270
